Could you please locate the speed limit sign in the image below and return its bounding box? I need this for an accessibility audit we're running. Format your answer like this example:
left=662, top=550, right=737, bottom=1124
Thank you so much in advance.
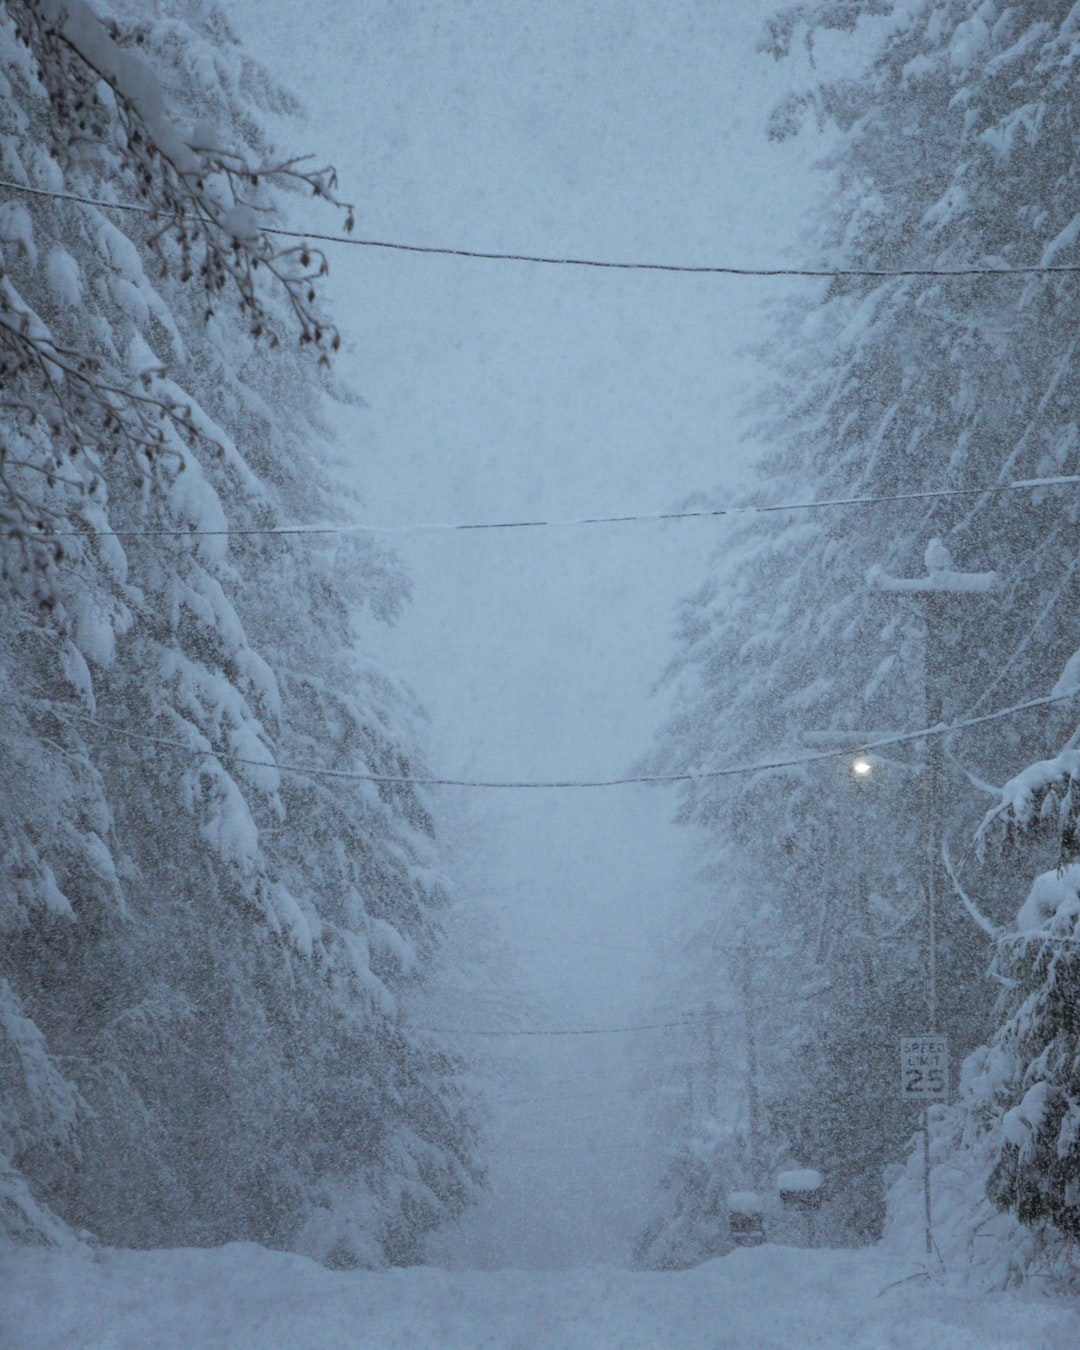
left=900, top=1035, right=949, bottom=1100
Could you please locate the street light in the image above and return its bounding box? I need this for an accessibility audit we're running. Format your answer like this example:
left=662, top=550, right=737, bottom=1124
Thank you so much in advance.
left=850, top=756, right=874, bottom=780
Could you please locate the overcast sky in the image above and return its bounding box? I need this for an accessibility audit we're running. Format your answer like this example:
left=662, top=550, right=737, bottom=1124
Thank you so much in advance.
left=234, top=0, right=838, bottom=1267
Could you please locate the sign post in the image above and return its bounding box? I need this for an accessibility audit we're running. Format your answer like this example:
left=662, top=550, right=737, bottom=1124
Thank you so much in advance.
left=900, top=1034, right=949, bottom=1255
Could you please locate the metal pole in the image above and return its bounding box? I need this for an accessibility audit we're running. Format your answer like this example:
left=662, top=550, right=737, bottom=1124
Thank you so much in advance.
left=922, top=1104, right=933, bottom=1256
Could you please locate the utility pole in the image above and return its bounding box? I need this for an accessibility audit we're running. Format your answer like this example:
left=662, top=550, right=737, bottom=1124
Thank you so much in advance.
left=705, top=1000, right=719, bottom=1118
left=741, top=936, right=761, bottom=1186
left=870, top=538, right=998, bottom=1257
left=922, top=587, right=948, bottom=1039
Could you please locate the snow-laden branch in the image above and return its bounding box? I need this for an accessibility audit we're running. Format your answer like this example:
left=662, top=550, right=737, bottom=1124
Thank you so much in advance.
left=0, top=0, right=358, bottom=595
left=979, top=748, right=1080, bottom=838
left=9, top=0, right=352, bottom=356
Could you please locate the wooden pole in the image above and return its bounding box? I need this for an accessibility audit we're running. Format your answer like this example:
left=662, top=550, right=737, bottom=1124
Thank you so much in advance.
left=923, top=593, right=944, bottom=1038
left=742, top=937, right=761, bottom=1185
left=922, top=595, right=944, bottom=1259
left=706, top=1000, right=719, bottom=1118
left=922, top=1103, right=933, bottom=1256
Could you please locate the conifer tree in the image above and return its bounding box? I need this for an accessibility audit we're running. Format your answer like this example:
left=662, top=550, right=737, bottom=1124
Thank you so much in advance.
left=1, top=0, right=481, bottom=1261
left=645, top=0, right=1080, bottom=1250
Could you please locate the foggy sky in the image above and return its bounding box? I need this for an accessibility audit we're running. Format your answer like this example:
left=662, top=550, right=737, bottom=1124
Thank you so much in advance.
left=233, top=0, right=837, bottom=1266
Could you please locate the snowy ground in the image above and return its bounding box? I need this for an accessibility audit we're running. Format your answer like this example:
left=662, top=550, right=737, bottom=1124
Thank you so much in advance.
left=5, top=1241, right=1079, bottom=1349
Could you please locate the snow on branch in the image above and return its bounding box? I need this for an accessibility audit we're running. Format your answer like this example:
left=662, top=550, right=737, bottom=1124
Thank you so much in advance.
left=1, top=0, right=355, bottom=596
left=981, top=749, right=1080, bottom=834
left=977, top=748, right=1080, bottom=875
left=9, top=0, right=353, bottom=355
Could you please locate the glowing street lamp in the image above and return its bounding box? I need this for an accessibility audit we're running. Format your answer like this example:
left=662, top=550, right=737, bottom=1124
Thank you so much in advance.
left=850, top=756, right=874, bottom=780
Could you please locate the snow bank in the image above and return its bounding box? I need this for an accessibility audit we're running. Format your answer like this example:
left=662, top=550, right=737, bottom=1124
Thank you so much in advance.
left=4, top=1241, right=1080, bottom=1350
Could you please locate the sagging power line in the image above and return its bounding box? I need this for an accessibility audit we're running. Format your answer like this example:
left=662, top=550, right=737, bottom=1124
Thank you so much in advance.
left=63, top=688, right=1076, bottom=791
left=419, top=1003, right=775, bottom=1039
left=414, top=1013, right=718, bottom=1037
left=26, top=475, right=1080, bottom=544
left=5, top=176, right=1080, bottom=279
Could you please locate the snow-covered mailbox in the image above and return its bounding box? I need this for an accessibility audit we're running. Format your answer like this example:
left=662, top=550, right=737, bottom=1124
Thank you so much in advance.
left=727, top=1191, right=766, bottom=1248
left=777, top=1169, right=823, bottom=1246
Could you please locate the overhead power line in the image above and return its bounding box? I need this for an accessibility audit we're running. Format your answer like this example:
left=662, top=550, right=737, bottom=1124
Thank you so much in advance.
left=505, top=1142, right=663, bottom=1156
left=491, top=1085, right=648, bottom=1106
left=414, top=1014, right=718, bottom=1037
left=65, top=687, right=1077, bottom=791
left=5, top=177, right=1080, bottom=278
left=29, top=475, right=1080, bottom=543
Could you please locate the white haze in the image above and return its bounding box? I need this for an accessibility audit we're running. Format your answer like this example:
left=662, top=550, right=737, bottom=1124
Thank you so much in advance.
left=232, top=0, right=835, bottom=1267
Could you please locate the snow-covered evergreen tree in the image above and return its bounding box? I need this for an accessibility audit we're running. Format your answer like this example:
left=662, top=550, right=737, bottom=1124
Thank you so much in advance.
left=1, top=0, right=481, bottom=1262
left=646, top=0, right=1080, bottom=1249
left=983, top=867, right=1080, bottom=1239
left=888, top=757, right=1080, bottom=1282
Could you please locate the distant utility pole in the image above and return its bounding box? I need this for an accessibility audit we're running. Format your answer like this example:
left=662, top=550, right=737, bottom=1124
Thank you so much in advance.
left=741, top=936, right=761, bottom=1187
left=705, top=1000, right=719, bottom=1119
left=870, top=538, right=998, bottom=1256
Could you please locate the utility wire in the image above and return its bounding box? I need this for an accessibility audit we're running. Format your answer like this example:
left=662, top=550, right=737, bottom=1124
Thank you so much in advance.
left=64, top=688, right=1077, bottom=790
left=490, top=1085, right=650, bottom=1106
left=418, top=1009, right=761, bottom=1036
left=422, top=1005, right=768, bottom=1039
left=507, top=1142, right=665, bottom=1156
left=414, top=1014, right=718, bottom=1037
left=27, top=475, right=1080, bottom=543
left=5, top=177, right=1080, bottom=278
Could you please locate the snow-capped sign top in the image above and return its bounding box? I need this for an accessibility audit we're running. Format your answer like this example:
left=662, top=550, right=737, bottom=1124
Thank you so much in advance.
left=727, top=1191, right=765, bottom=1215
left=1014, top=865, right=1080, bottom=935
left=776, top=1169, right=822, bottom=1194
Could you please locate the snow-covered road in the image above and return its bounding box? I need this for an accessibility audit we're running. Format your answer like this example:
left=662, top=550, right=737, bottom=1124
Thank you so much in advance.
left=4, top=1241, right=1077, bottom=1349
